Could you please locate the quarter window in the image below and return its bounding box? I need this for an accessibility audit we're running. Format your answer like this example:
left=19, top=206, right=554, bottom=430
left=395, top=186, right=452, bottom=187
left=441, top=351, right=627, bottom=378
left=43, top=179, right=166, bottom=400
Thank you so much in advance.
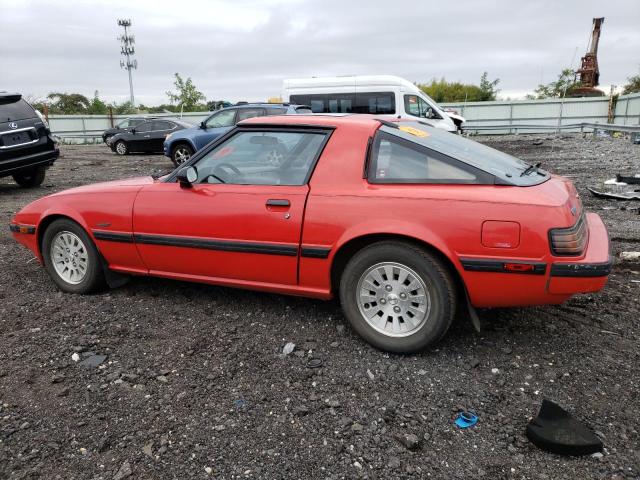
left=368, top=131, right=485, bottom=184
left=205, top=109, right=236, bottom=128
left=192, top=130, right=329, bottom=186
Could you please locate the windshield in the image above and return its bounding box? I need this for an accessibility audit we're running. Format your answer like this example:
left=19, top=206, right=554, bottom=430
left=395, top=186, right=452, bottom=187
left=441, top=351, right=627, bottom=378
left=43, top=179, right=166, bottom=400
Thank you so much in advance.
left=380, top=122, right=549, bottom=186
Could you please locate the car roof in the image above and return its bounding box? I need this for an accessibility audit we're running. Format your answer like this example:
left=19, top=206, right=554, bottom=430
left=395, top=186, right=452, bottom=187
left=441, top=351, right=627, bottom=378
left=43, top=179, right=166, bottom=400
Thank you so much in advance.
left=240, top=113, right=382, bottom=128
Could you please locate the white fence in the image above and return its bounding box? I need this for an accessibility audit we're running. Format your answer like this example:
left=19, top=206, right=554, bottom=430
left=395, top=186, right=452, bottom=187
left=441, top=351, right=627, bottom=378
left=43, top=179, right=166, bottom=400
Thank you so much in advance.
left=48, top=93, right=640, bottom=142
left=441, top=92, right=640, bottom=134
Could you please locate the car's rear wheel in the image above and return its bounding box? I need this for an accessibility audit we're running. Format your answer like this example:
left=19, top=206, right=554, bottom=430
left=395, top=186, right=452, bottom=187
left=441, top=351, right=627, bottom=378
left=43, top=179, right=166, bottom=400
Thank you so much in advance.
left=42, top=219, right=106, bottom=294
left=115, top=140, right=128, bottom=155
left=12, top=166, right=46, bottom=188
left=172, top=143, right=193, bottom=167
left=339, top=241, right=456, bottom=353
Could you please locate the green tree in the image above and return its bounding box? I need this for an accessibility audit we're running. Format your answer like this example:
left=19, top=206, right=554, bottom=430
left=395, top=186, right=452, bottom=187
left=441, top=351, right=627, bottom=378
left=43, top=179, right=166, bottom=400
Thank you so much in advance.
left=166, top=73, right=206, bottom=111
left=109, top=101, right=137, bottom=115
left=46, top=92, right=91, bottom=114
left=479, top=72, right=500, bottom=101
left=86, top=90, right=108, bottom=115
left=622, top=74, right=640, bottom=95
left=533, top=68, right=581, bottom=99
left=417, top=72, right=500, bottom=102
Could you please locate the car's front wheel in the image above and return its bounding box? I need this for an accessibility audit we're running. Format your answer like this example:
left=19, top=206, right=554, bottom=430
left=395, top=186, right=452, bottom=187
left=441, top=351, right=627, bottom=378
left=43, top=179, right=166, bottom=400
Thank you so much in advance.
left=171, top=143, right=194, bottom=167
left=114, top=140, right=128, bottom=155
left=12, top=166, right=46, bottom=188
left=42, top=219, right=106, bottom=294
left=339, top=241, right=456, bottom=353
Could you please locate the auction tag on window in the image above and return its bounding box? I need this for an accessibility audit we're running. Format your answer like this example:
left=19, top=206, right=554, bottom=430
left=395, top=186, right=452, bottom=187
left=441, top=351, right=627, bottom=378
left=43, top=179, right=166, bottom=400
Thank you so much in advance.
left=398, top=126, right=429, bottom=138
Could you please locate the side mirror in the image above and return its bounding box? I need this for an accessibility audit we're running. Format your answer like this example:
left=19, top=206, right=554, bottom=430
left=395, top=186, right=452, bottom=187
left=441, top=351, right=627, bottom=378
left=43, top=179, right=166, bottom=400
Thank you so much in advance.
left=200, top=121, right=206, bottom=129
left=177, top=166, right=198, bottom=188
left=425, top=108, right=434, bottom=119
left=131, top=128, right=136, bottom=135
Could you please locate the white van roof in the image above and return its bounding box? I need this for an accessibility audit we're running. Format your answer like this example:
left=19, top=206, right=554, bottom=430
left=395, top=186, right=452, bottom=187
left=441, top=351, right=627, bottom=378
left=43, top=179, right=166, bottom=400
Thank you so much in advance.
left=283, top=75, right=422, bottom=94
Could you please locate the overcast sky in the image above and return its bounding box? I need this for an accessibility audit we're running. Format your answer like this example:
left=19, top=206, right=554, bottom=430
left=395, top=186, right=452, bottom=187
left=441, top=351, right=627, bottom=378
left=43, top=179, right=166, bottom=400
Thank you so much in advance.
left=1, top=0, right=638, bottom=105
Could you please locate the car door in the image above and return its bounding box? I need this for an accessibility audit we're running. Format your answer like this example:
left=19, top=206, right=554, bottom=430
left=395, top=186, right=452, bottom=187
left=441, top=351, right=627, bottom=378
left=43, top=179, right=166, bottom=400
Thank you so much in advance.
left=147, top=120, right=175, bottom=152
left=196, top=109, right=237, bottom=150
left=129, top=121, right=153, bottom=151
left=132, top=127, right=331, bottom=286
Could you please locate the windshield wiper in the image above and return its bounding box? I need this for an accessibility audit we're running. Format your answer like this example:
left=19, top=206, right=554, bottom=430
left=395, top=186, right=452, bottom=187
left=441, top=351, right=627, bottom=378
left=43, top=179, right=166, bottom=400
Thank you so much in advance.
left=521, top=162, right=542, bottom=177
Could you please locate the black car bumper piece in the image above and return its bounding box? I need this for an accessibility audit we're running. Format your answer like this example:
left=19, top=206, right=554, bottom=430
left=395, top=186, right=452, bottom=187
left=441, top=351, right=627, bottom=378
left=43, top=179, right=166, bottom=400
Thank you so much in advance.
left=0, top=147, right=59, bottom=177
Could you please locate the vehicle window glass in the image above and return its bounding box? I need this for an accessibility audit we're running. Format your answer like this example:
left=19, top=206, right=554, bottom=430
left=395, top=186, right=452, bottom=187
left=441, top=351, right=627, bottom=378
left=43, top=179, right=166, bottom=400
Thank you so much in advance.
left=266, top=107, right=287, bottom=115
left=0, top=99, right=36, bottom=122
left=205, top=109, right=236, bottom=128
left=354, top=92, right=395, bottom=114
left=135, top=121, right=153, bottom=133
left=237, top=108, right=265, bottom=121
left=117, top=119, right=131, bottom=128
left=193, top=130, right=328, bottom=186
left=291, top=94, right=354, bottom=114
left=404, top=95, right=440, bottom=119
left=153, top=121, right=173, bottom=131
left=295, top=107, right=312, bottom=114
left=369, top=131, right=478, bottom=183
left=130, top=119, right=146, bottom=126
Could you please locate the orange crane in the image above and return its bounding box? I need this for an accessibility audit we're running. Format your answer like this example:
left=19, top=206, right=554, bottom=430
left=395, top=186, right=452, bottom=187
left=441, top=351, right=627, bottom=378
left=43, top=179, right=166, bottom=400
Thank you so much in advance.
left=572, top=17, right=605, bottom=97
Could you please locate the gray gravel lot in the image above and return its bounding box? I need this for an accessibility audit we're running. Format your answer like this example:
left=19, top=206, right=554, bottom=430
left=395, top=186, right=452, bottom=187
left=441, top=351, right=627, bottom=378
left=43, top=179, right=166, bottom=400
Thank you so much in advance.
left=1, top=135, right=639, bottom=479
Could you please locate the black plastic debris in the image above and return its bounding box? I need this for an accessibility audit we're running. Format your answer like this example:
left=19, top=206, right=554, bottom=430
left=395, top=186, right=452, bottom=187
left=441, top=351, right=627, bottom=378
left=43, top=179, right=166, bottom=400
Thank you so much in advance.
left=616, top=174, right=640, bottom=185
left=526, top=399, right=603, bottom=456
left=588, top=188, right=640, bottom=201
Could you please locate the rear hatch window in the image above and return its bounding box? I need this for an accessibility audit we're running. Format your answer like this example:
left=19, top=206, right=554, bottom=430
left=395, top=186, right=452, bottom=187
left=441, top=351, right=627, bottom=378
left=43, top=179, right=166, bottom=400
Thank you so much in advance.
left=0, top=98, right=36, bottom=123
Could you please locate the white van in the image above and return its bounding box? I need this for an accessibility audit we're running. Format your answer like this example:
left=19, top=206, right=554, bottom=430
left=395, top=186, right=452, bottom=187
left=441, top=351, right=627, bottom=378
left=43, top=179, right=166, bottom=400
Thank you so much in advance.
left=282, top=75, right=461, bottom=132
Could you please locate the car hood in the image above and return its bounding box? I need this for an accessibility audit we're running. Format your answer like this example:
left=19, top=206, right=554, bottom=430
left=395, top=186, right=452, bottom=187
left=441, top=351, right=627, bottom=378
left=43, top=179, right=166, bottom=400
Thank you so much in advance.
left=48, top=176, right=156, bottom=197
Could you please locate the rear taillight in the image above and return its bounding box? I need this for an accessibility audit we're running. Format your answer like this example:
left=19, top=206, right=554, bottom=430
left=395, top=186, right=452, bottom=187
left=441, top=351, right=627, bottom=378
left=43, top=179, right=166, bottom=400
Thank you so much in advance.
left=549, top=214, right=588, bottom=256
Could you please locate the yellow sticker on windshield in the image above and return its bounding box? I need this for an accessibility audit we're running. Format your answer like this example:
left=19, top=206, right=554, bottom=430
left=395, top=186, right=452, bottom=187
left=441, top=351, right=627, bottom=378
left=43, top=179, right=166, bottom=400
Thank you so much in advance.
left=398, top=126, right=430, bottom=138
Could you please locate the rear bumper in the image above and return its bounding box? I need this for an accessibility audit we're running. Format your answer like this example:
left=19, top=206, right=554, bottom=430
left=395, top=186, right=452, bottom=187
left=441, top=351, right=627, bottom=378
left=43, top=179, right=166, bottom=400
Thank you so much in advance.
left=547, top=212, right=611, bottom=294
left=461, top=212, right=611, bottom=307
left=0, top=145, right=59, bottom=176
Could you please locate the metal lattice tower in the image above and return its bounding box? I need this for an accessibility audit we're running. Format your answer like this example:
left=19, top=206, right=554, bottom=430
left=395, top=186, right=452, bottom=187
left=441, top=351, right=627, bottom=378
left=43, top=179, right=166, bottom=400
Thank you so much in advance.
left=117, top=19, right=137, bottom=105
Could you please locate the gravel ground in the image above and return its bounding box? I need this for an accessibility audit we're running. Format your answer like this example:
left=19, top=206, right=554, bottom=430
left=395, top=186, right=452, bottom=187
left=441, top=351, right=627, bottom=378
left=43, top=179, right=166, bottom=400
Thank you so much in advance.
left=0, top=135, right=639, bottom=480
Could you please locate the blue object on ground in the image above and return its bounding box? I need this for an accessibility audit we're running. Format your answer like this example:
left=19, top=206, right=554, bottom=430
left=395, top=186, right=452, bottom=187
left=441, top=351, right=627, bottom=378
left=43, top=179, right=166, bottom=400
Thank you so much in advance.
left=455, top=411, right=478, bottom=428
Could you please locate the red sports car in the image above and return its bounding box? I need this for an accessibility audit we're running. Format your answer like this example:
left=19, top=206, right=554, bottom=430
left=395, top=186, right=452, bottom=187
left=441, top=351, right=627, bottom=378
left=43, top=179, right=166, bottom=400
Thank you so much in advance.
left=10, top=115, right=611, bottom=353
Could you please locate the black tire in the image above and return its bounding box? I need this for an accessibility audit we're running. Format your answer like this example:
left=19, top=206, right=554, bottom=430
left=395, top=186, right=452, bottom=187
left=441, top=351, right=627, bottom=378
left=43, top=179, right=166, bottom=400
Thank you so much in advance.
left=41, top=218, right=106, bottom=294
left=171, top=143, right=194, bottom=167
left=12, top=166, right=46, bottom=188
left=114, top=140, right=128, bottom=156
left=339, top=241, right=456, bottom=353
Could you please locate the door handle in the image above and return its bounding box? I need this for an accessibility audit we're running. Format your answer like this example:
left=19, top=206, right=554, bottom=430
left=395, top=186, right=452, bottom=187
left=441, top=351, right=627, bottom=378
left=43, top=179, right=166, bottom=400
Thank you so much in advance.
left=144, top=135, right=151, bottom=138
left=266, top=199, right=290, bottom=207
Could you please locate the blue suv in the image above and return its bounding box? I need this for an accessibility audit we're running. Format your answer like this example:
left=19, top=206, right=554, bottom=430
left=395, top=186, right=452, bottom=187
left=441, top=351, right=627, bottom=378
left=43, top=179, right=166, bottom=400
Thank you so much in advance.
left=164, top=103, right=311, bottom=166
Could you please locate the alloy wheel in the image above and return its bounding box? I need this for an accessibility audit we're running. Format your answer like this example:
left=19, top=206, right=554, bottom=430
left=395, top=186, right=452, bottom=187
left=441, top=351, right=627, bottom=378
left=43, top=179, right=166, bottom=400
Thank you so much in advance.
left=50, top=231, right=89, bottom=285
left=356, top=262, right=431, bottom=337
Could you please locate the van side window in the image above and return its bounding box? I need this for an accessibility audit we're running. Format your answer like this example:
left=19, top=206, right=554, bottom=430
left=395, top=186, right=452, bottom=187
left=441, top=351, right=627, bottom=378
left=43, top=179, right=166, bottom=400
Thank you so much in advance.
left=368, top=131, right=489, bottom=184
left=290, top=93, right=393, bottom=114
left=404, top=95, right=441, bottom=119
left=354, top=92, right=395, bottom=114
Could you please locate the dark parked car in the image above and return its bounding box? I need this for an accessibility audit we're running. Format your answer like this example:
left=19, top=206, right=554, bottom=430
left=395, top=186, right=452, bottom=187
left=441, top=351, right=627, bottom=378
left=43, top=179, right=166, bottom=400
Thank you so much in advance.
left=106, top=118, right=192, bottom=155
left=101, top=116, right=159, bottom=144
left=164, top=103, right=312, bottom=166
left=0, top=92, right=59, bottom=187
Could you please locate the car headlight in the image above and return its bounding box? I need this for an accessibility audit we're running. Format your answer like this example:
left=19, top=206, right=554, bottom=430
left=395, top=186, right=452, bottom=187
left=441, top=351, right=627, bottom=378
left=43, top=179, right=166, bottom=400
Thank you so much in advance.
left=165, top=133, right=173, bottom=141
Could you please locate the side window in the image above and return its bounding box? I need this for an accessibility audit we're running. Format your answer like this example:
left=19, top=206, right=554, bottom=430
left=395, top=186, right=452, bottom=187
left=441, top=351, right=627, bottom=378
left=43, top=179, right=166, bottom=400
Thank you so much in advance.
left=266, top=107, right=287, bottom=115
left=205, top=109, right=236, bottom=128
left=404, top=95, right=440, bottom=119
left=290, top=94, right=355, bottom=113
left=151, top=121, right=171, bottom=131
left=368, top=131, right=483, bottom=184
left=117, top=119, right=131, bottom=128
left=130, top=119, right=145, bottom=126
left=237, top=108, right=266, bottom=121
left=135, top=121, right=153, bottom=133
left=192, top=130, right=328, bottom=186
left=354, top=92, right=395, bottom=114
